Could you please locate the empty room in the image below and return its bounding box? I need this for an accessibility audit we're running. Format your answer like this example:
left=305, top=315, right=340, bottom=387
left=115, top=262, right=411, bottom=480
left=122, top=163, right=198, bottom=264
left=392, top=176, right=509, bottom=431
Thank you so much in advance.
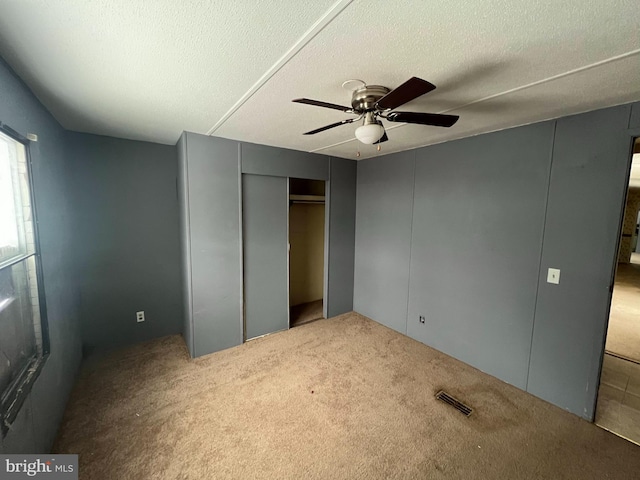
left=1, top=1, right=640, bottom=479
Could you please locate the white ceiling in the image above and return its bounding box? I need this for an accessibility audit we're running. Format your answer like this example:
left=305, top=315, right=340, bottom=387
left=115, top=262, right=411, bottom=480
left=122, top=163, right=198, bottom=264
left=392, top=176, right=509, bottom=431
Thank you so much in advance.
left=0, top=0, right=638, bottom=159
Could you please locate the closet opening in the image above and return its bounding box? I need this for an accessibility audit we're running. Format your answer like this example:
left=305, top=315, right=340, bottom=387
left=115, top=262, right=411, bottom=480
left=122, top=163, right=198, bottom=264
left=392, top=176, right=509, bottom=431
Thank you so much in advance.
left=288, top=178, right=326, bottom=328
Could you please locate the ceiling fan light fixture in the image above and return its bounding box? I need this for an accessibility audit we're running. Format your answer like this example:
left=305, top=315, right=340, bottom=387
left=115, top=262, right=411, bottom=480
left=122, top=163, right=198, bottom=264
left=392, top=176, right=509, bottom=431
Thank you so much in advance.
left=355, top=122, right=385, bottom=144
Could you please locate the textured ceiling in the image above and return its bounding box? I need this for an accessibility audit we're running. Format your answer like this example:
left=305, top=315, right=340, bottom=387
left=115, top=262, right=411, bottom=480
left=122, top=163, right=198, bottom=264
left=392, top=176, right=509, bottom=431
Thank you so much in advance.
left=0, top=0, right=638, bottom=159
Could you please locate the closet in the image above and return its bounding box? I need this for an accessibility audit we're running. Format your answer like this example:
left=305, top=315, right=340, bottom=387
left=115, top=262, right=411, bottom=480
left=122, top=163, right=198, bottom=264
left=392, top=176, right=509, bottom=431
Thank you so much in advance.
left=288, top=178, right=326, bottom=327
left=178, top=132, right=356, bottom=357
left=242, top=176, right=326, bottom=339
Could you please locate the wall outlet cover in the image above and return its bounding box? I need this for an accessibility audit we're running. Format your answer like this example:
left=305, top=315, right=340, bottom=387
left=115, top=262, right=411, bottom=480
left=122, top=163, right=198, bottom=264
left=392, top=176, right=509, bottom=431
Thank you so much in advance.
left=547, top=268, right=561, bottom=285
left=136, top=311, right=145, bottom=322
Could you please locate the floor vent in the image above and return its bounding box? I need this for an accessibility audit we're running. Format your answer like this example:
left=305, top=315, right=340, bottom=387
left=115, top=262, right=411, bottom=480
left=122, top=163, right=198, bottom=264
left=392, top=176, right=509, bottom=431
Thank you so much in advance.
left=435, top=390, right=473, bottom=417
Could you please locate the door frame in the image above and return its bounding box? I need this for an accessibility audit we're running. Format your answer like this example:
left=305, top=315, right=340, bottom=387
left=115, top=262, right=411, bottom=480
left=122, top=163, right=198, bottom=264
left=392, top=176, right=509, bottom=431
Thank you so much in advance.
left=287, top=177, right=329, bottom=328
left=595, top=131, right=640, bottom=415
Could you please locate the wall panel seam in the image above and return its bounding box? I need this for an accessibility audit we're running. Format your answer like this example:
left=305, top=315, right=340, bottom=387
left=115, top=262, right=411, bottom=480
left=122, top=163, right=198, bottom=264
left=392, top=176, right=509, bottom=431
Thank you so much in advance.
left=525, top=121, right=557, bottom=391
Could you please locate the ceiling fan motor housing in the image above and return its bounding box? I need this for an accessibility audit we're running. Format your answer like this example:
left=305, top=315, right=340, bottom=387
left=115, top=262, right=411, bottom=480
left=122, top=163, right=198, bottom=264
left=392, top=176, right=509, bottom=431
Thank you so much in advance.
left=351, top=85, right=390, bottom=112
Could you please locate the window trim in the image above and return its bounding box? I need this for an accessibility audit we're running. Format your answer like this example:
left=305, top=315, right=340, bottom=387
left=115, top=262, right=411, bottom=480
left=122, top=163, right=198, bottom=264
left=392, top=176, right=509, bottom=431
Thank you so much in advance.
left=0, top=122, right=50, bottom=437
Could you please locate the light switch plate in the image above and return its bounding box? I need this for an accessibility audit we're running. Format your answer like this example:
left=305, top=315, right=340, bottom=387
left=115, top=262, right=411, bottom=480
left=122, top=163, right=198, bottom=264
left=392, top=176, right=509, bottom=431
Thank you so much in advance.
left=547, top=268, right=560, bottom=284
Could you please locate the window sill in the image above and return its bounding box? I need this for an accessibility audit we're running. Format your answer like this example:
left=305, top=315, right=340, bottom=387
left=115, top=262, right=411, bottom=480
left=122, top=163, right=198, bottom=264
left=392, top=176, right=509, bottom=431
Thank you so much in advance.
left=1, top=352, right=48, bottom=437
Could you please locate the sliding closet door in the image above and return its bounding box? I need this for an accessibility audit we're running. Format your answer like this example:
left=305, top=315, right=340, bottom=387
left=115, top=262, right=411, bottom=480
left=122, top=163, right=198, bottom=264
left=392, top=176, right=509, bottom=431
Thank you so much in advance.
left=243, top=174, right=289, bottom=339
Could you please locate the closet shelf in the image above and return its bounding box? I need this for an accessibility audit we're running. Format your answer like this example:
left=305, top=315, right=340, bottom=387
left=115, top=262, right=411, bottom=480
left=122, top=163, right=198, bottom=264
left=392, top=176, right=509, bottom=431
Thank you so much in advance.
left=289, top=194, right=325, bottom=204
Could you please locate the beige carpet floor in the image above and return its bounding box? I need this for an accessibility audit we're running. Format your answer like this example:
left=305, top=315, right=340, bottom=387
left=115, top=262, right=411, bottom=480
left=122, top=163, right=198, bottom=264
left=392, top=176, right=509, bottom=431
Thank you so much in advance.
left=290, top=299, right=323, bottom=328
left=54, top=313, right=640, bottom=479
left=606, top=254, right=640, bottom=363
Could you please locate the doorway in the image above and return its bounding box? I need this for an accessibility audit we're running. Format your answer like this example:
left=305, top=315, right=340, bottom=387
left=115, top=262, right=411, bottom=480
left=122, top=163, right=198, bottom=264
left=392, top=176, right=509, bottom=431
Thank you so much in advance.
left=596, top=138, right=640, bottom=444
left=288, top=178, right=326, bottom=328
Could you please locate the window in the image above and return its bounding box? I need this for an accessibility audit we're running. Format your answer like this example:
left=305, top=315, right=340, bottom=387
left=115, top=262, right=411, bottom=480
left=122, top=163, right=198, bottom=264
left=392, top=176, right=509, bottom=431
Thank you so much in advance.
left=0, top=126, right=48, bottom=436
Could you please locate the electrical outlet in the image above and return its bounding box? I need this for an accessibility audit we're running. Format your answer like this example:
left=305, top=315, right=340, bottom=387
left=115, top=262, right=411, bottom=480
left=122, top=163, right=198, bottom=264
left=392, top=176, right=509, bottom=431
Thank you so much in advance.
left=136, top=311, right=145, bottom=323
left=419, top=315, right=425, bottom=324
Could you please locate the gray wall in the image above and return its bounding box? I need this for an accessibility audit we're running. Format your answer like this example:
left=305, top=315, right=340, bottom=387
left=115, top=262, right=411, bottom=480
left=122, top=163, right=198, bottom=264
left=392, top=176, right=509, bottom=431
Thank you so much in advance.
left=241, top=142, right=329, bottom=180
left=178, top=133, right=242, bottom=357
left=68, top=132, right=183, bottom=355
left=408, top=123, right=554, bottom=390
left=354, top=151, right=415, bottom=332
left=354, top=103, right=637, bottom=419
left=527, top=105, right=634, bottom=418
left=630, top=102, right=640, bottom=130
left=0, top=58, right=81, bottom=453
left=326, top=157, right=357, bottom=318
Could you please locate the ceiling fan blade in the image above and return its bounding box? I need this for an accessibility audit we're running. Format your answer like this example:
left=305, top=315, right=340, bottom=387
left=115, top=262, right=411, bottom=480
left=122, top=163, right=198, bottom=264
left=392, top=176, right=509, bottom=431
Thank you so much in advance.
left=373, top=132, right=388, bottom=144
left=386, top=111, right=459, bottom=128
left=303, top=118, right=357, bottom=135
left=293, top=98, right=352, bottom=112
left=375, top=77, right=436, bottom=111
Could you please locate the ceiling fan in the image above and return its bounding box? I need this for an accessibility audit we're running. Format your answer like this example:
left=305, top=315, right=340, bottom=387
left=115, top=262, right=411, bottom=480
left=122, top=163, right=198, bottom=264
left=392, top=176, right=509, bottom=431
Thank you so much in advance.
left=292, top=77, right=459, bottom=145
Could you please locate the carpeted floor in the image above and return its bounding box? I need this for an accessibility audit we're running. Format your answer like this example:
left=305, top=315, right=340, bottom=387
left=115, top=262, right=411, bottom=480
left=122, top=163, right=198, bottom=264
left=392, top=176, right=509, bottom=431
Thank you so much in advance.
left=54, top=313, right=640, bottom=479
left=290, top=299, right=323, bottom=328
left=606, top=254, right=640, bottom=363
